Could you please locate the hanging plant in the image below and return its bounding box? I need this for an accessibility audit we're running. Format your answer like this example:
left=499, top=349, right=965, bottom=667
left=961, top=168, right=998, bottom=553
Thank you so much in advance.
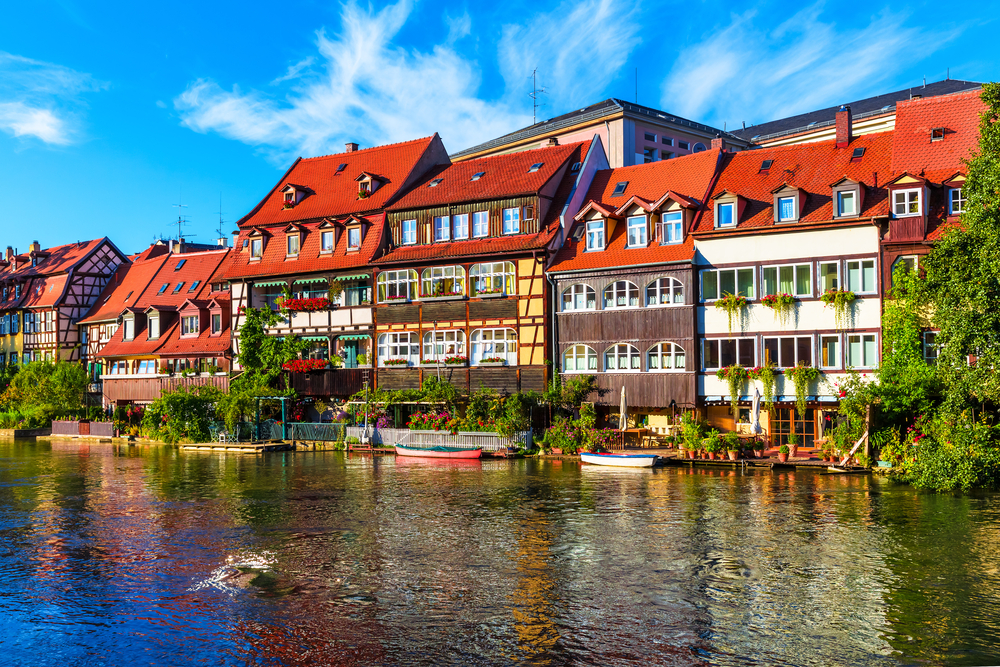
left=783, top=364, right=820, bottom=419
left=715, top=364, right=749, bottom=417
left=714, top=293, right=749, bottom=333
left=820, top=288, right=856, bottom=330
left=328, top=280, right=344, bottom=302
left=749, top=364, right=777, bottom=413
left=761, top=293, right=796, bottom=326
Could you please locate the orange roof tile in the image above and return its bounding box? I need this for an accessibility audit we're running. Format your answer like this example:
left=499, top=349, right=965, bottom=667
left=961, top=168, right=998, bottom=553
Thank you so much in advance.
left=891, top=89, right=985, bottom=176
left=0, top=238, right=124, bottom=311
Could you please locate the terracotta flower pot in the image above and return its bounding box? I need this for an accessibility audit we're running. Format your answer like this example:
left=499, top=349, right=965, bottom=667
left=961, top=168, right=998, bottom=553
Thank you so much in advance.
left=789, top=446, right=798, bottom=458
left=727, top=450, right=738, bottom=461
left=754, top=450, right=764, bottom=459
left=777, top=452, right=788, bottom=463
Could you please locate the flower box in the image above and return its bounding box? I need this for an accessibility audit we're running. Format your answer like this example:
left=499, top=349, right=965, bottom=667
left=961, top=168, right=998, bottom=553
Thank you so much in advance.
left=420, top=294, right=464, bottom=301
left=384, top=296, right=410, bottom=303
left=476, top=361, right=505, bottom=367
left=382, top=359, right=409, bottom=367
left=282, top=359, right=329, bottom=373
left=473, top=290, right=504, bottom=299
left=282, top=297, right=332, bottom=312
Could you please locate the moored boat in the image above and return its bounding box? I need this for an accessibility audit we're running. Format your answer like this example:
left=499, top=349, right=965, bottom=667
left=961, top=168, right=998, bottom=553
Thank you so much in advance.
left=580, top=452, right=658, bottom=468
left=394, top=443, right=482, bottom=459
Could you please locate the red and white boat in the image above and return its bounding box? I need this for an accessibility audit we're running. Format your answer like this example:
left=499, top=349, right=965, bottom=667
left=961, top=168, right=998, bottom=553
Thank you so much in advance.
left=394, top=443, right=483, bottom=459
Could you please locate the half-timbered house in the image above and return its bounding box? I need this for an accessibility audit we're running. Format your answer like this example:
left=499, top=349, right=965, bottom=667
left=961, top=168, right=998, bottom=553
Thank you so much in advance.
left=371, top=137, right=604, bottom=394
left=547, top=145, right=723, bottom=427
left=691, top=114, right=893, bottom=446
left=224, top=136, right=451, bottom=401
left=0, top=238, right=127, bottom=366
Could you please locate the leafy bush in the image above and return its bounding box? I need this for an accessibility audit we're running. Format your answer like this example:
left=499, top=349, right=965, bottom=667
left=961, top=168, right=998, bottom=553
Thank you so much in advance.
left=142, top=385, right=221, bottom=444
left=907, top=417, right=1000, bottom=492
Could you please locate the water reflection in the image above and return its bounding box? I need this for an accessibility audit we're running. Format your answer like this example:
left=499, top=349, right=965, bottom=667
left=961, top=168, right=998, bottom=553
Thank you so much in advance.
left=0, top=439, right=999, bottom=665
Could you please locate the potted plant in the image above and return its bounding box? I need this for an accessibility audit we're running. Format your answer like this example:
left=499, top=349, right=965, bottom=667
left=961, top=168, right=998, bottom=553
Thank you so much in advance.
left=820, top=288, right=857, bottom=330
left=444, top=355, right=468, bottom=366
left=714, top=292, right=748, bottom=333
left=703, top=429, right=721, bottom=460
left=478, top=356, right=505, bottom=367
left=752, top=438, right=765, bottom=458
left=723, top=431, right=740, bottom=460
left=330, top=355, right=344, bottom=368
left=357, top=353, right=370, bottom=368
left=383, top=358, right=408, bottom=366
left=159, top=363, right=172, bottom=375
left=328, top=280, right=344, bottom=303
left=777, top=444, right=789, bottom=463
left=787, top=430, right=799, bottom=458
left=761, top=292, right=797, bottom=326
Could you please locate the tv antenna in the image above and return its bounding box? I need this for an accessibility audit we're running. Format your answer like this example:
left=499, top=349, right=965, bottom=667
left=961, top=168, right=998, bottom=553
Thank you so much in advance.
left=215, top=194, right=227, bottom=241
left=528, top=68, right=546, bottom=125
left=172, top=192, right=195, bottom=241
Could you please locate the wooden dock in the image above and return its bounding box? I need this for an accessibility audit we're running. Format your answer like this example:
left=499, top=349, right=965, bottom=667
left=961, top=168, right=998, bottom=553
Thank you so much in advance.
left=180, top=441, right=293, bottom=453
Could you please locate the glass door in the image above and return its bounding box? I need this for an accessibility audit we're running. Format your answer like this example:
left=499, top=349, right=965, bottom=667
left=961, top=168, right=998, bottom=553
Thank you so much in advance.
left=770, top=407, right=816, bottom=448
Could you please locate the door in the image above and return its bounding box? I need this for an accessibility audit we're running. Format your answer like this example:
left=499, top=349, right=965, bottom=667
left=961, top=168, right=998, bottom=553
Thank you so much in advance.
left=343, top=341, right=359, bottom=368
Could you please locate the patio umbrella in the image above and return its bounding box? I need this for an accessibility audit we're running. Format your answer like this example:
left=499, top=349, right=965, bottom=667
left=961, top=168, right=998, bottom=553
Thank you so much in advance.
left=618, top=386, right=628, bottom=431
left=751, top=387, right=763, bottom=435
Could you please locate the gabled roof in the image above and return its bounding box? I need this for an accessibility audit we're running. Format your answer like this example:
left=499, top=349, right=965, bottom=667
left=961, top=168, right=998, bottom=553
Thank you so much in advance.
left=891, top=88, right=985, bottom=183
left=0, top=238, right=124, bottom=312
left=387, top=142, right=580, bottom=211
left=693, top=133, right=893, bottom=233
left=235, top=135, right=445, bottom=229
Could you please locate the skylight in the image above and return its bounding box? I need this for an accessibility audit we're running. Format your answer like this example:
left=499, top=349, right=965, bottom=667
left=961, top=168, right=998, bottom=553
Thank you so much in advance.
left=157, top=284, right=168, bottom=294
left=931, top=127, right=945, bottom=141
left=428, top=178, right=443, bottom=187
left=851, top=147, right=866, bottom=159
left=188, top=280, right=201, bottom=292
left=124, top=291, right=133, bottom=302
left=570, top=162, right=582, bottom=172
left=760, top=159, right=773, bottom=171
left=470, top=172, right=485, bottom=181
left=175, top=259, right=186, bottom=270
left=528, top=163, right=543, bottom=173
left=172, top=282, right=184, bottom=293
left=336, top=163, right=347, bottom=173
left=611, top=182, right=628, bottom=197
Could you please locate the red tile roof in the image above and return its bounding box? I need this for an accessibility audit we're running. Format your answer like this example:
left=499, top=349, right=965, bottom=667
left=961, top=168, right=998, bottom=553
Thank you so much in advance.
left=891, top=89, right=985, bottom=177
left=693, top=133, right=893, bottom=233
left=235, top=135, right=444, bottom=230
left=0, top=238, right=122, bottom=311
left=548, top=149, right=721, bottom=272
left=386, top=142, right=581, bottom=211
left=80, top=251, right=171, bottom=324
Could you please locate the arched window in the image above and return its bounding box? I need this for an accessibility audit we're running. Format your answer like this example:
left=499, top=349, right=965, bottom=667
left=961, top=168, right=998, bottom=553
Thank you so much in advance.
left=605, top=343, right=641, bottom=371
left=647, top=342, right=685, bottom=370
left=471, top=328, right=517, bottom=365
left=645, top=277, right=684, bottom=306
left=603, top=281, right=639, bottom=309
left=420, top=266, right=465, bottom=298
left=470, top=262, right=515, bottom=296
left=563, top=344, right=597, bottom=372
left=562, top=284, right=596, bottom=311
left=377, top=269, right=418, bottom=302
left=377, top=332, right=419, bottom=366
left=423, top=330, right=466, bottom=360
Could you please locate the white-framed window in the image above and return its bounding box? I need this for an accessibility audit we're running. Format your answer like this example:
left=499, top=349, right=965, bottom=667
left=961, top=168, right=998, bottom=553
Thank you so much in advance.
left=701, top=267, right=755, bottom=301
left=605, top=343, right=640, bottom=371
left=44, top=311, right=54, bottom=332
left=250, top=238, right=263, bottom=258
left=378, top=332, right=419, bottom=366
left=453, top=214, right=469, bottom=240
left=321, top=230, right=334, bottom=252
left=837, top=190, right=857, bottom=217
left=847, top=333, right=878, bottom=368
left=502, top=207, right=520, bottom=235
left=645, top=277, right=683, bottom=306
left=377, top=269, right=418, bottom=302
left=148, top=315, right=160, bottom=340
left=892, top=255, right=918, bottom=276
left=818, top=262, right=839, bottom=292
left=819, top=335, right=841, bottom=369
left=660, top=211, right=682, bottom=244
left=123, top=315, right=134, bottom=341
left=473, top=211, right=489, bottom=238
left=181, top=315, right=199, bottom=336
left=470, top=262, right=514, bottom=296
left=423, top=330, right=466, bottom=360
left=763, top=335, right=813, bottom=368
left=716, top=202, right=736, bottom=228
left=562, top=284, right=596, bottom=311
left=923, top=331, right=938, bottom=364
left=893, top=188, right=921, bottom=217
left=434, top=216, right=450, bottom=242
left=761, top=263, right=811, bottom=297
left=647, top=342, right=685, bottom=371
left=626, top=215, right=647, bottom=247
left=347, top=228, right=361, bottom=250
left=287, top=235, right=300, bottom=256
left=211, top=313, right=222, bottom=334
left=777, top=196, right=796, bottom=222
left=402, top=219, right=417, bottom=245
left=471, top=328, right=517, bottom=366
left=586, top=221, right=604, bottom=251
left=421, top=265, right=465, bottom=297
left=845, top=259, right=877, bottom=294
left=563, top=344, right=597, bottom=372
left=703, top=338, right=755, bottom=370
left=603, top=280, right=640, bottom=309
left=949, top=188, right=966, bottom=215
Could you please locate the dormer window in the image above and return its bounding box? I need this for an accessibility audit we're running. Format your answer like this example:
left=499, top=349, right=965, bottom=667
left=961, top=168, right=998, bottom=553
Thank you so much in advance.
left=502, top=208, right=520, bottom=235
left=250, top=238, right=263, bottom=258
left=148, top=314, right=160, bottom=340
left=287, top=234, right=300, bottom=256
left=716, top=202, right=736, bottom=228
left=402, top=219, right=417, bottom=245
left=284, top=191, right=294, bottom=203
left=611, top=182, right=628, bottom=197
left=280, top=185, right=306, bottom=207
left=950, top=188, right=966, bottom=215
left=585, top=221, right=604, bottom=251
left=931, top=127, right=945, bottom=141
left=838, top=191, right=857, bottom=216
left=528, top=162, right=543, bottom=173
left=321, top=230, right=334, bottom=252
left=893, top=189, right=921, bottom=217
left=181, top=315, right=199, bottom=336
left=660, top=212, right=683, bottom=244
left=355, top=172, right=381, bottom=197
left=626, top=215, right=647, bottom=247
left=123, top=314, right=135, bottom=341
left=347, top=227, right=361, bottom=251
left=777, top=196, right=796, bottom=222
left=31, top=257, right=37, bottom=267
left=434, top=216, right=450, bottom=242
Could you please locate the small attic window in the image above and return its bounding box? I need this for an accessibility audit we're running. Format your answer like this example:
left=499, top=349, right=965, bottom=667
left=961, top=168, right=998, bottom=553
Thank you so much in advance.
left=175, top=259, right=186, bottom=270
left=760, top=159, right=773, bottom=172
left=124, top=291, right=133, bottom=302
left=611, top=182, right=628, bottom=197
left=428, top=178, right=443, bottom=188
left=470, top=172, right=485, bottom=181
left=528, top=163, right=543, bottom=173
left=188, top=281, right=200, bottom=292
left=570, top=162, right=582, bottom=172
left=157, top=283, right=168, bottom=294
left=283, top=191, right=294, bottom=203
left=336, top=163, right=347, bottom=173
left=851, top=147, right=866, bottom=160
left=172, top=282, right=184, bottom=294
left=931, top=127, right=945, bottom=141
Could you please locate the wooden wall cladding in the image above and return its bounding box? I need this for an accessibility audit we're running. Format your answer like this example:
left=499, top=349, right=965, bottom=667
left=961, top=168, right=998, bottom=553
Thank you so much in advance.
left=422, top=301, right=467, bottom=322
left=468, top=300, right=516, bottom=320
left=519, top=367, right=546, bottom=392
left=587, top=372, right=696, bottom=408
left=377, top=368, right=422, bottom=390
left=376, top=305, right=420, bottom=324
left=558, top=307, right=695, bottom=346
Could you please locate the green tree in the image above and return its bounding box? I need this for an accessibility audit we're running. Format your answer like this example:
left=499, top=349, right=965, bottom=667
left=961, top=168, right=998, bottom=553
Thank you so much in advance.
left=1, top=360, right=88, bottom=421
left=232, top=306, right=308, bottom=391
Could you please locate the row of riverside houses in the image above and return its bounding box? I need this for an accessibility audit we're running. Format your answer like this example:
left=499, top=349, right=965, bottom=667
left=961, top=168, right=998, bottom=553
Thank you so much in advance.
left=24, top=82, right=980, bottom=447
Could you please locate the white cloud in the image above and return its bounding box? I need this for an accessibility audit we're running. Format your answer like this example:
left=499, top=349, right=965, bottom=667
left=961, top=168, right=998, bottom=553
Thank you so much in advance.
left=0, top=51, right=105, bottom=145
left=498, top=0, right=642, bottom=115
left=661, top=5, right=959, bottom=129
left=175, top=0, right=529, bottom=161
left=444, top=11, right=472, bottom=45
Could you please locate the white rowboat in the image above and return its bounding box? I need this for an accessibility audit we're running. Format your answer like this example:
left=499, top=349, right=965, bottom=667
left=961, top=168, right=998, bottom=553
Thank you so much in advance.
left=580, top=452, right=658, bottom=468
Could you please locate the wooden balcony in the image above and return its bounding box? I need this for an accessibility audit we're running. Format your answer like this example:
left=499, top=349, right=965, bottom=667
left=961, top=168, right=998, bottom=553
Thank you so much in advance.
left=102, top=373, right=230, bottom=404
left=286, top=368, right=367, bottom=398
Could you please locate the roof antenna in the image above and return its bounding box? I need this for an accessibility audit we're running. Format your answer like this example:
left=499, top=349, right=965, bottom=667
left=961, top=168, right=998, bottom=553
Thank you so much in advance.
left=635, top=67, right=638, bottom=104
left=923, top=76, right=926, bottom=88
left=947, top=67, right=950, bottom=80
left=528, top=68, right=546, bottom=125
left=172, top=189, right=194, bottom=243
left=215, top=193, right=227, bottom=245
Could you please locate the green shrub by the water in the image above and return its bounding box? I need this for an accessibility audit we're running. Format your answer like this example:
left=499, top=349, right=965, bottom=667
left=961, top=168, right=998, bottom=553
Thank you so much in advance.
left=907, top=419, right=1000, bottom=492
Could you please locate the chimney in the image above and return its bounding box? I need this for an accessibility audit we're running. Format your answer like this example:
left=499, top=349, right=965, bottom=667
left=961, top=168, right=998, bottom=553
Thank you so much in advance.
left=5, top=247, right=12, bottom=262
left=545, top=137, right=559, bottom=147
left=217, top=236, right=228, bottom=248
left=345, top=142, right=359, bottom=152
left=711, top=134, right=726, bottom=151
left=835, top=105, right=852, bottom=148
left=29, top=240, right=40, bottom=254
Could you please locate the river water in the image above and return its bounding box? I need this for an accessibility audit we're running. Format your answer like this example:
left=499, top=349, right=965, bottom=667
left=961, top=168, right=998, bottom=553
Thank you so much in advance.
left=1, top=439, right=998, bottom=666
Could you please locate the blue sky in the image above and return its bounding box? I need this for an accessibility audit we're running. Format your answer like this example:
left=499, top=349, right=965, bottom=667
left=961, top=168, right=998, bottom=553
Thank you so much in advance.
left=1, top=0, right=995, bottom=255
